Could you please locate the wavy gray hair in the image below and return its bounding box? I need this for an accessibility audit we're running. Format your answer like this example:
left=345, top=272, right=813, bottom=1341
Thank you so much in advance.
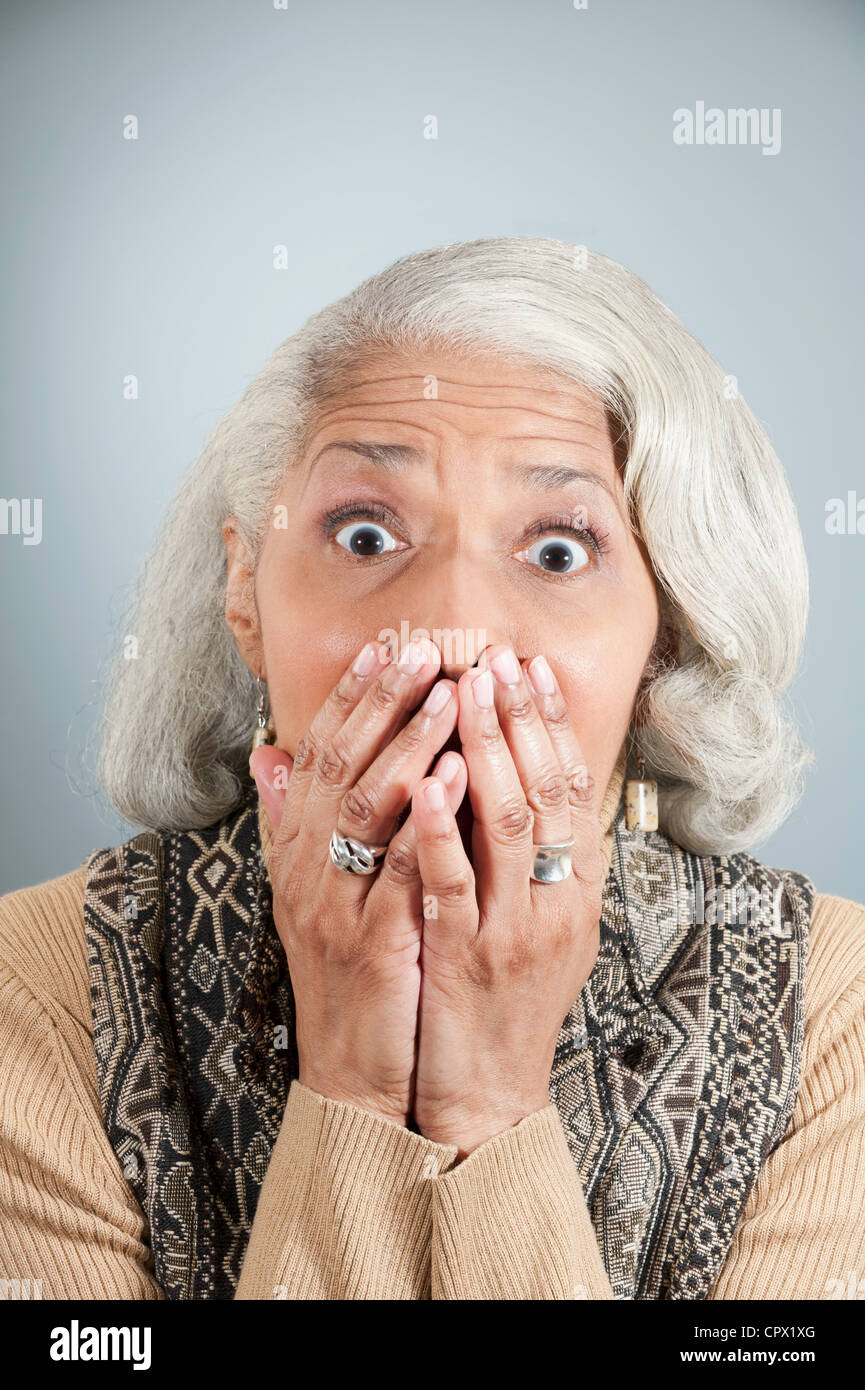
left=99, top=236, right=812, bottom=852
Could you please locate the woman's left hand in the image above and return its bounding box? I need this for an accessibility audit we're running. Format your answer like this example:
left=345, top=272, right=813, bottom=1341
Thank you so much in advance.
left=411, top=646, right=604, bottom=1157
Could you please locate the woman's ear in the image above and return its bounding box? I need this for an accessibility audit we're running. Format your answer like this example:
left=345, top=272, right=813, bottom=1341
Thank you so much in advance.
left=222, top=519, right=264, bottom=675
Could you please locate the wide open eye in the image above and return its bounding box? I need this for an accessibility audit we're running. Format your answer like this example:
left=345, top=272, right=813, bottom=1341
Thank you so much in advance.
left=334, top=520, right=403, bottom=558
left=521, top=531, right=592, bottom=575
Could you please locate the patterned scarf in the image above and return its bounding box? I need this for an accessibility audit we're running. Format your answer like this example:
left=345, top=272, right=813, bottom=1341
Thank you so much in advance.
left=84, top=790, right=812, bottom=1300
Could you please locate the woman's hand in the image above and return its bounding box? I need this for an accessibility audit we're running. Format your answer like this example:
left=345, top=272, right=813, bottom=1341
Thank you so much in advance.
left=410, top=645, right=603, bottom=1156
left=250, top=636, right=467, bottom=1129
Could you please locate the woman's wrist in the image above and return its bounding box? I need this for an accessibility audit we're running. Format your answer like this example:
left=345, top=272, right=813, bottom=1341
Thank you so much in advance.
left=296, top=1071, right=409, bottom=1129
left=417, top=1096, right=551, bottom=1158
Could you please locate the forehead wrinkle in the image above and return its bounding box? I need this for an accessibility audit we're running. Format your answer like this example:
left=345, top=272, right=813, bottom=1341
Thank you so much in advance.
left=308, top=369, right=606, bottom=426
left=325, top=367, right=590, bottom=403
left=304, top=407, right=612, bottom=465
left=297, top=367, right=619, bottom=504
left=293, top=434, right=625, bottom=526
left=325, top=395, right=604, bottom=427
left=299, top=412, right=619, bottom=490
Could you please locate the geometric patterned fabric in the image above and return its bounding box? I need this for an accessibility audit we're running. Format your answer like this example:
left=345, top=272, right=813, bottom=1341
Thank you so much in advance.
left=83, top=789, right=812, bottom=1299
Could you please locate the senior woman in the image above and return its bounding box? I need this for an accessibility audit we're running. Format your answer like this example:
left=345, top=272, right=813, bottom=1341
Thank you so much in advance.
left=1, top=238, right=863, bottom=1302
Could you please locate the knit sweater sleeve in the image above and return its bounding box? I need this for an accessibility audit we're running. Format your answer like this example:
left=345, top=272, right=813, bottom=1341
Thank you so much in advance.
left=430, top=1103, right=614, bottom=1299
left=426, top=890, right=865, bottom=1301
left=0, top=869, right=164, bottom=1299
left=0, top=868, right=459, bottom=1300
left=234, top=1083, right=456, bottom=1298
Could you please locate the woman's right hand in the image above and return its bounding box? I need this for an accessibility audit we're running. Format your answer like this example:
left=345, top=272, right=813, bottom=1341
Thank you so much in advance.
left=250, top=637, right=466, bottom=1128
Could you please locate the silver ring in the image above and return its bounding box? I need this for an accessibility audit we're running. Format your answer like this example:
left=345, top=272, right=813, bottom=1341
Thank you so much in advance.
left=329, top=828, right=389, bottom=876
left=530, top=840, right=575, bottom=884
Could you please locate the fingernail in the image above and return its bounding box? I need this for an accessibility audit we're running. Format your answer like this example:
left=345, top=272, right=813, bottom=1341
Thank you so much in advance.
left=423, top=681, right=452, bottom=715
left=352, top=642, right=378, bottom=676
left=398, top=641, right=427, bottom=673
left=490, top=648, right=521, bottom=685
left=424, top=780, right=446, bottom=811
left=528, top=655, right=555, bottom=695
left=472, top=669, right=494, bottom=708
left=437, top=752, right=461, bottom=784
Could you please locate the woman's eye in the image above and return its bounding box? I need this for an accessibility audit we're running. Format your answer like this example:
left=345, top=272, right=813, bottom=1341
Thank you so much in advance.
left=521, top=533, right=591, bottom=575
left=333, top=521, right=402, bottom=557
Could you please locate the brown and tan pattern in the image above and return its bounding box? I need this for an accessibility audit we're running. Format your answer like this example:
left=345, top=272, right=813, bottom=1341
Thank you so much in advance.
left=84, top=799, right=296, bottom=1299
left=83, top=792, right=812, bottom=1300
left=552, top=823, right=811, bottom=1298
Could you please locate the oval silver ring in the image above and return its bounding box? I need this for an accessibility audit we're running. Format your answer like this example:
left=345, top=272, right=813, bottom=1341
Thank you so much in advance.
left=530, top=840, right=575, bottom=884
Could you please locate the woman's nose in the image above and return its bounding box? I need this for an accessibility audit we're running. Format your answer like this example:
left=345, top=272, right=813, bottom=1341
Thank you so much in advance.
left=401, top=567, right=513, bottom=681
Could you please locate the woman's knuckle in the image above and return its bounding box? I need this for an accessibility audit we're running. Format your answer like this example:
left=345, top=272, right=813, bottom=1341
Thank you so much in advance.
left=425, top=820, right=460, bottom=851
left=530, top=769, right=569, bottom=811
left=567, top=768, right=595, bottom=806
left=293, top=735, right=317, bottom=774
left=326, top=684, right=356, bottom=721
left=493, top=799, right=534, bottom=842
left=316, top=738, right=352, bottom=787
left=544, top=700, right=571, bottom=732
left=435, top=869, right=475, bottom=907
left=341, top=780, right=378, bottom=827
left=505, top=695, right=536, bottom=724
left=382, top=841, right=419, bottom=884
left=367, top=679, right=399, bottom=715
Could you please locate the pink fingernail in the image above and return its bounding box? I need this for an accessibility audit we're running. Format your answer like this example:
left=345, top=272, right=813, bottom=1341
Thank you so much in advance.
left=352, top=642, right=378, bottom=676
left=398, top=641, right=427, bottom=673
left=490, top=648, right=521, bottom=685
left=472, top=669, right=494, bottom=708
left=437, top=752, right=461, bottom=784
left=528, top=655, right=555, bottom=695
left=423, top=681, right=452, bottom=715
left=424, top=780, right=446, bottom=811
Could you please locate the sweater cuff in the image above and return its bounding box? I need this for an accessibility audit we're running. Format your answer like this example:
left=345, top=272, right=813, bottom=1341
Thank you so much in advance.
left=430, top=1104, right=615, bottom=1300
left=236, top=1080, right=458, bottom=1300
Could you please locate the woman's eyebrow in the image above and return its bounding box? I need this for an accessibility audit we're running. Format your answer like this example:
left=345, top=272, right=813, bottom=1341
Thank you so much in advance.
left=509, top=462, right=617, bottom=500
left=311, top=441, right=617, bottom=500
left=311, top=441, right=426, bottom=472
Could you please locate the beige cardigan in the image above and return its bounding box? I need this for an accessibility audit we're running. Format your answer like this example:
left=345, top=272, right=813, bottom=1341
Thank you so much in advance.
left=1, top=757, right=864, bottom=1299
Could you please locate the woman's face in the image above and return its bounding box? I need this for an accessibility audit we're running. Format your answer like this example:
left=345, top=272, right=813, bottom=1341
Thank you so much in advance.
left=225, top=349, right=661, bottom=814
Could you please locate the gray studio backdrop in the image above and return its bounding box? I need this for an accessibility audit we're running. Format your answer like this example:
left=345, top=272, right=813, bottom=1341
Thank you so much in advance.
left=1, top=0, right=863, bottom=900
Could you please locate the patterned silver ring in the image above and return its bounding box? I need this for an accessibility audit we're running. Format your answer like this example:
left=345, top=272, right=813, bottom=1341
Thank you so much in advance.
left=329, top=828, right=390, bottom=876
left=530, top=840, right=576, bottom=884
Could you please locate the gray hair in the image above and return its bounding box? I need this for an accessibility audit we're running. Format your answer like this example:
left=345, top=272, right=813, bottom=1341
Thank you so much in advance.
left=99, top=237, right=813, bottom=853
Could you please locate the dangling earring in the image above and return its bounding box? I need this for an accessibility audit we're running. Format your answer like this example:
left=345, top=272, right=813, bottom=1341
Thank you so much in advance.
left=626, top=743, right=658, bottom=832
left=251, top=675, right=275, bottom=751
